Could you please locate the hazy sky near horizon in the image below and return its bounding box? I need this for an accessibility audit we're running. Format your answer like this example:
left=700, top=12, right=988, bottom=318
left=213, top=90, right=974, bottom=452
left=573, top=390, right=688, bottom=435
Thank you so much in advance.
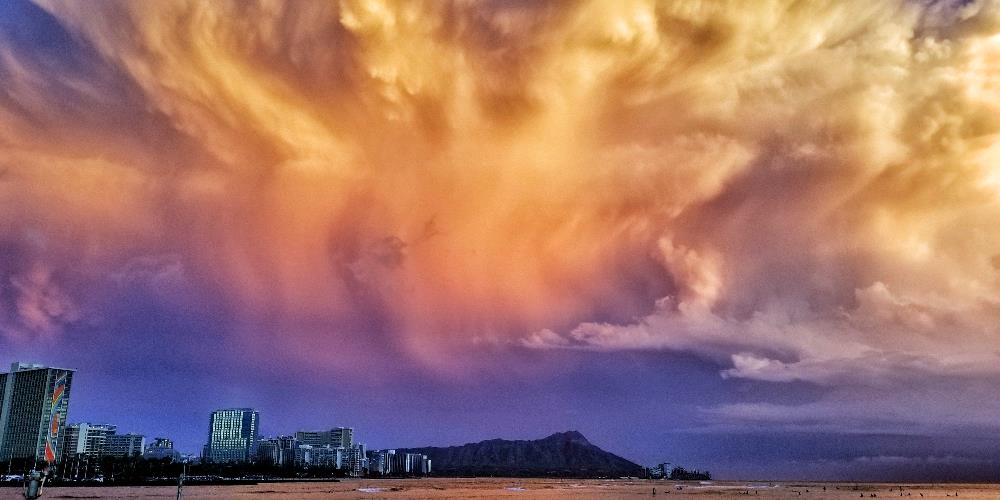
left=2, top=0, right=1000, bottom=480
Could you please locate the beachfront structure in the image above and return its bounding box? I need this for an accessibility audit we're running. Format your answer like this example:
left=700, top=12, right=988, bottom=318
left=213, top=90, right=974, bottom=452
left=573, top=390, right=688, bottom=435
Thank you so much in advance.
left=203, top=408, right=259, bottom=463
left=0, top=362, right=75, bottom=464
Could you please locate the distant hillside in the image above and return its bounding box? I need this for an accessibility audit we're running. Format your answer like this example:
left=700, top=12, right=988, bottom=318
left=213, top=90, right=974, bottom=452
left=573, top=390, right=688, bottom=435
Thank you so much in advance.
left=398, top=430, right=643, bottom=478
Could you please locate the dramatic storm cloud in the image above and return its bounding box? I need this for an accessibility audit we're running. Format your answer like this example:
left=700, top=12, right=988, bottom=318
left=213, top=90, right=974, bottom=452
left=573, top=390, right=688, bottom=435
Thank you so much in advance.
left=2, top=0, right=999, bottom=479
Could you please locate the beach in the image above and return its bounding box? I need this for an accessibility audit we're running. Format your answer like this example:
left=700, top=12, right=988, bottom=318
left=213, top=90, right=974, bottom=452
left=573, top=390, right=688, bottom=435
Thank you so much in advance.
left=3, top=479, right=998, bottom=499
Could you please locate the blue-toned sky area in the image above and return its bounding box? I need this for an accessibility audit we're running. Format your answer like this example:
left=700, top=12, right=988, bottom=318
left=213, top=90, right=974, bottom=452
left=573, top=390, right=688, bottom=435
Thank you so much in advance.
left=2, top=0, right=1000, bottom=481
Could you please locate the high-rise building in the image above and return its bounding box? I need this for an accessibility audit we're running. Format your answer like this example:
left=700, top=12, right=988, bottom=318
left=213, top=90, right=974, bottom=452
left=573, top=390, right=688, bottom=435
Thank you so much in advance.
left=342, top=445, right=366, bottom=476
left=256, top=439, right=280, bottom=466
left=288, top=428, right=357, bottom=471
left=365, top=449, right=429, bottom=476
left=294, top=427, right=353, bottom=448
left=403, top=453, right=425, bottom=474
left=203, top=408, right=259, bottom=463
left=257, top=435, right=296, bottom=467
left=389, top=450, right=406, bottom=474
left=293, top=444, right=342, bottom=468
left=293, top=430, right=324, bottom=447
left=331, top=427, right=353, bottom=449
left=58, top=423, right=117, bottom=481
left=105, top=433, right=145, bottom=457
left=62, top=423, right=117, bottom=458
left=367, top=449, right=395, bottom=475
left=0, top=362, right=75, bottom=464
left=276, top=435, right=297, bottom=456
left=62, top=425, right=80, bottom=459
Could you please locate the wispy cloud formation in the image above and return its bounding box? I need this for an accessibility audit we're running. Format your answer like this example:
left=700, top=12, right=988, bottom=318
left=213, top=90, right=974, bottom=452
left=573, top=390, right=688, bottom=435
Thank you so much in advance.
left=1, top=1, right=999, bottom=389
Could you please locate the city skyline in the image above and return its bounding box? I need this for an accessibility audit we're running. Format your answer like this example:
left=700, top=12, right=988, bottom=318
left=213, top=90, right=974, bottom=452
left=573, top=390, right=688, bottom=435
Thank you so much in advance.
left=2, top=0, right=1000, bottom=481
left=0, top=361, right=436, bottom=481
left=50, top=379, right=617, bottom=467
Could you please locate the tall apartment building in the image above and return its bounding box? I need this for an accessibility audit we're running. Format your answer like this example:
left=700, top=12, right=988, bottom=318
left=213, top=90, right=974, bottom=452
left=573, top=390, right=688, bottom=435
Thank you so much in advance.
left=62, top=423, right=117, bottom=458
left=0, top=362, right=75, bottom=463
left=203, top=408, right=259, bottom=463
left=105, top=433, right=145, bottom=457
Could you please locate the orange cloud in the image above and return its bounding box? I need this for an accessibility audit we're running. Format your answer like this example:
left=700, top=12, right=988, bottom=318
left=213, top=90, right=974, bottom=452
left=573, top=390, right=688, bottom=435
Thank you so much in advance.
left=2, top=0, right=999, bottom=380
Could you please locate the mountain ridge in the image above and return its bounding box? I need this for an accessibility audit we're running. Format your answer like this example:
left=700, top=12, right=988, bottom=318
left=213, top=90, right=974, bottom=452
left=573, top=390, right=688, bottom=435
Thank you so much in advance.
left=397, top=430, right=643, bottom=478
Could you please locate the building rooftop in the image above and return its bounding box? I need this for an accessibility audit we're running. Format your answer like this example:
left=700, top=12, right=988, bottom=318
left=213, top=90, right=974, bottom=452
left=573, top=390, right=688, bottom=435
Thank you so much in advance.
left=6, top=362, right=77, bottom=373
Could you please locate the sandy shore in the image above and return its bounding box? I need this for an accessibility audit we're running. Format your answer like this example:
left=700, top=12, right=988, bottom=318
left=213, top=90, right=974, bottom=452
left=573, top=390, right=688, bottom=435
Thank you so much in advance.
left=2, top=479, right=996, bottom=499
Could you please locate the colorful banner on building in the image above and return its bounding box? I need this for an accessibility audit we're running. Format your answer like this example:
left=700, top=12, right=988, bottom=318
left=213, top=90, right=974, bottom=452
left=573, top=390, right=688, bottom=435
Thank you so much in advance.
left=43, top=372, right=67, bottom=463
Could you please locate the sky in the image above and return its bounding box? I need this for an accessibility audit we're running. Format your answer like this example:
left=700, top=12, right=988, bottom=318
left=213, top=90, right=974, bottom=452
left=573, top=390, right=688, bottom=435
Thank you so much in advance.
left=1, top=0, right=1000, bottom=481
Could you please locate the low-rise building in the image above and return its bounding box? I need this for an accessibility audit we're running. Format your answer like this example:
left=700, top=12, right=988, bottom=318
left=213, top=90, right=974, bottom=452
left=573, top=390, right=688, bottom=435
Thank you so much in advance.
left=144, top=437, right=181, bottom=461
